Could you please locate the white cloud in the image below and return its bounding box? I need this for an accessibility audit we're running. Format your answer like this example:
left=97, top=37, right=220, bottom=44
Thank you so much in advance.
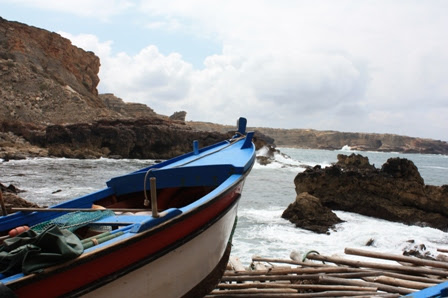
left=99, top=46, right=193, bottom=114
left=29, top=0, right=448, bottom=139
left=58, top=32, right=113, bottom=58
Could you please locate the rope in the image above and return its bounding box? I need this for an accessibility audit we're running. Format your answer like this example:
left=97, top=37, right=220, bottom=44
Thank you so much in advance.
left=302, top=250, right=325, bottom=264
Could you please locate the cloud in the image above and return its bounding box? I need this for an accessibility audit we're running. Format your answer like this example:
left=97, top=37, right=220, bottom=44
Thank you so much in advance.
left=59, top=32, right=113, bottom=58
left=35, top=0, right=448, bottom=139
left=100, top=47, right=192, bottom=105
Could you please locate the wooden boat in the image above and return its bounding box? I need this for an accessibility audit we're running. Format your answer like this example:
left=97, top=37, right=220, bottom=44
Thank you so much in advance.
left=0, top=117, right=255, bottom=298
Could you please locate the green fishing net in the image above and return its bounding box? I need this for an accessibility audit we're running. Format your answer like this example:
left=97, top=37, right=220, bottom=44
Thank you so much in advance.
left=31, top=210, right=114, bottom=233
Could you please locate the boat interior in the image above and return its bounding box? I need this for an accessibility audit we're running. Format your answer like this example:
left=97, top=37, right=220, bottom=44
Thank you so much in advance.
left=0, top=163, right=239, bottom=246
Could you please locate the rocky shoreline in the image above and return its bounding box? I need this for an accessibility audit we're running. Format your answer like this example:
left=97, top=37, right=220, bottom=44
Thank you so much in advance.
left=1, top=16, right=448, bottom=161
left=1, top=16, right=448, bottom=232
left=282, top=153, right=448, bottom=233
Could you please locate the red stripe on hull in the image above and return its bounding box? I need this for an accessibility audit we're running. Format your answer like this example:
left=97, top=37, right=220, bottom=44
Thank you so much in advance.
left=12, top=181, right=244, bottom=297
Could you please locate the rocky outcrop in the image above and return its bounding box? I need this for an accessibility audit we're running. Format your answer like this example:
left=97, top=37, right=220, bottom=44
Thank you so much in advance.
left=292, top=154, right=448, bottom=231
left=169, top=111, right=187, bottom=121
left=32, top=118, right=231, bottom=159
left=0, top=183, right=40, bottom=215
left=282, top=192, right=343, bottom=234
left=99, top=93, right=157, bottom=119
left=0, top=17, right=122, bottom=125
left=252, top=128, right=448, bottom=155
left=187, top=122, right=448, bottom=155
left=1, top=16, right=447, bottom=161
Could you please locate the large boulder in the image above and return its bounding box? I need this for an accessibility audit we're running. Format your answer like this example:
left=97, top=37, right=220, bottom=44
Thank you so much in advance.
left=293, top=153, right=448, bottom=230
left=282, top=192, right=343, bottom=234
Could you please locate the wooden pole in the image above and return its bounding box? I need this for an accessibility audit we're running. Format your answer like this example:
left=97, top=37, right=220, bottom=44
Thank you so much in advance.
left=150, top=177, right=159, bottom=218
left=0, top=191, right=7, bottom=216
left=345, top=247, right=448, bottom=270
left=306, top=253, right=448, bottom=277
left=381, top=271, right=444, bottom=284
left=11, top=207, right=150, bottom=213
left=221, top=274, right=323, bottom=282
left=319, top=275, right=415, bottom=295
left=216, top=282, right=378, bottom=292
left=229, top=256, right=246, bottom=272
left=252, top=257, right=326, bottom=267
left=361, top=275, right=437, bottom=290
left=206, top=290, right=400, bottom=297
left=224, top=266, right=369, bottom=276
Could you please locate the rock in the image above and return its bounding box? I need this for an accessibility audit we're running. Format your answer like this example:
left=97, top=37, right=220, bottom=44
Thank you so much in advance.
left=1, top=190, right=41, bottom=215
left=294, top=154, right=448, bottom=231
left=0, top=182, right=23, bottom=194
left=169, top=111, right=187, bottom=121
left=0, top=17, right=122, bottom=125
left=255, top=145, right=278, bottom=165
left=281, top=192, right=343, bottom=234
left=1, top=16, right=447, bottom=161
left=249, top=127, right=448, bottom=155
left=99, top=93, right=157, bottom=119
left=336, top=153, right=374, bottom=171
left=41, top=118, right=231, bottom=159
left=187, top=122, right=448, bottom=155
left=402, top=242, right=435, bottom=260
left=0, top=129, right=49, bottom=160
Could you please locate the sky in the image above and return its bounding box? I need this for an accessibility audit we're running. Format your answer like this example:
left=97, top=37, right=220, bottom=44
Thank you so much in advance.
left=1, top=1, right=447, bottom=141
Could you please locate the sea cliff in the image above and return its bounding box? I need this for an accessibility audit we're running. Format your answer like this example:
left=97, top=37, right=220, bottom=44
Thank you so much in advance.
left=1, top=16, right=448, bottom=160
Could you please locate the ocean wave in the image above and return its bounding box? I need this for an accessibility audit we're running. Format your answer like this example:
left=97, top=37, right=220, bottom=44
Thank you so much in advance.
left=340, top=145, right=353, bottom=152
left=255, top=146, right=310, bottom=170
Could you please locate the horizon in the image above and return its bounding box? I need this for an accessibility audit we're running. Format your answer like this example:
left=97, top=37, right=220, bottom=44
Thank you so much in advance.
left=1, top=1, right=447, bottom=141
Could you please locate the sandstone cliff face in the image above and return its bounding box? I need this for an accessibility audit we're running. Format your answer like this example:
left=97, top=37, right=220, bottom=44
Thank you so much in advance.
left=0, top=17, right=120, bottom=125
left=99, top=93, right=157, bottom=119
left=1, top=16, right=447, bottom=160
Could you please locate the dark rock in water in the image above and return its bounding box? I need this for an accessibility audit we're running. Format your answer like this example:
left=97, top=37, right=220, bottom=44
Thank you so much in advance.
left=365, top=238, right=375, bottom=246
left=256, top=145, right=279, bottom=165
left=293, top=154, right=448, bottom=231
left=282, top=192, right=343, bottom=234
left=402, top=242, right=435, bottom=260
left=336, top=154, right=374, bottom=171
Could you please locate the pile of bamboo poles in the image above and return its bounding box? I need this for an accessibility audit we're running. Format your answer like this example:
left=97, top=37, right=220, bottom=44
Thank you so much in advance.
left=206, top=247, right=448, bottom=297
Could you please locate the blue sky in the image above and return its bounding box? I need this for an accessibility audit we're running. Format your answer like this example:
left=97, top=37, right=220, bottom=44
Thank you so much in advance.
left=1, top=0, right=447, bottom=141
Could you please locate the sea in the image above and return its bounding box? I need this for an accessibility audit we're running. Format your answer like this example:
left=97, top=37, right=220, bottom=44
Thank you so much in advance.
left=1, top=147, right=448, bottom=266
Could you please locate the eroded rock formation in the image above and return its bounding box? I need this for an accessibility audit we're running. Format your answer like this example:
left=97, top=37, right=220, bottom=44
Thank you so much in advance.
left=39, top=118, right=231, bottom=159
left=291, top=154, right=448, bottom=231
left=282, top=192, right=343, bottom=234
